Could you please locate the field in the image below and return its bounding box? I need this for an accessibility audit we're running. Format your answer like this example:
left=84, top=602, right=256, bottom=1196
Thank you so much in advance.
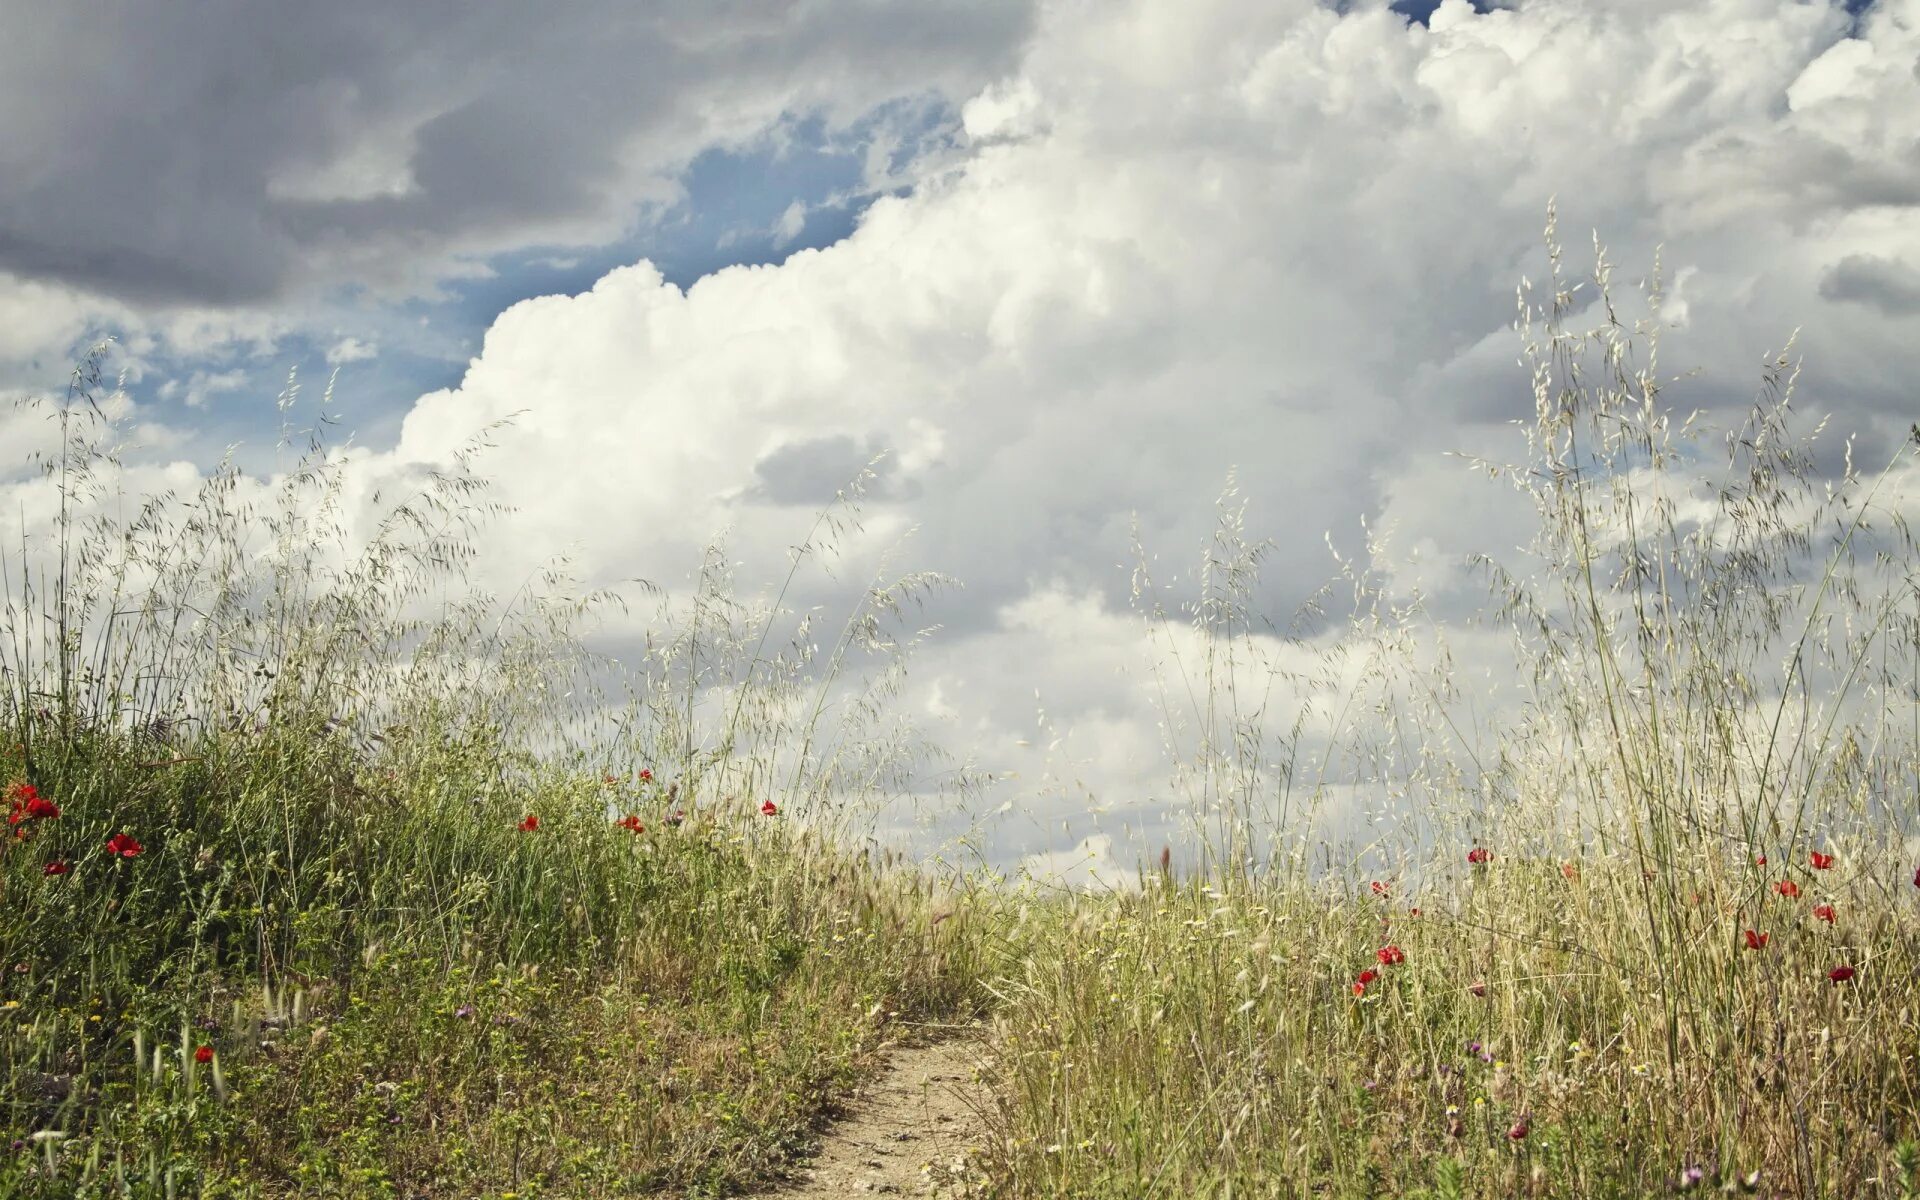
left=3, top=229, right=1918, bottom=1197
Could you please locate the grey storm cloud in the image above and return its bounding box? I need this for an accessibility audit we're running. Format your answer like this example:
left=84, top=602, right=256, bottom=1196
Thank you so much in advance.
left=1821, top=253, right=1920, bottom=316
left=0, top=0, right=1036, bottom=307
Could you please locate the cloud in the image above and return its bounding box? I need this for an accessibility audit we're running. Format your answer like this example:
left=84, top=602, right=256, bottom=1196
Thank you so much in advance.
left=1821, top=253, right=1920, bottom=316
left=770, top=200, right=810, bottom=249
left=1018, top=833, right=1139, bottom=890
left=9, top=0, right=1920, bottom=870
left=325, top=336, right=379, bottom=366
left=160, top=369, right=250, bottom=411
left=0, top=0, right=1036, bottom=310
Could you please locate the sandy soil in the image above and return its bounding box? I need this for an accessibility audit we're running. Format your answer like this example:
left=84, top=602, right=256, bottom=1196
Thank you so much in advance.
left=760, top=1029, right=994, bottom=1197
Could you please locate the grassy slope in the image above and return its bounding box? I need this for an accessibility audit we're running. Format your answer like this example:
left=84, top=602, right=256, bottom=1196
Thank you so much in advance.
left=983, top=864, right=1920, bottom=1198
left=0, top=727, right=984, bottom=1197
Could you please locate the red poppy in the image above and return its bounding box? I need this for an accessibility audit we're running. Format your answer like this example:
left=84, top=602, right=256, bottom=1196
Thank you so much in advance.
left=105, top=833, right=142, bottom=858
left=1467, top=847, right=1491, bottom=865
left=1370, top=881, right=1389, bottom=897
left=1376, top=945, right=1405, bottom=966
left=1351, top=981, right=1366, bottom=996
left=194, top=1045, right=214, bottom=1064
left=1356, top=968, right=1378, bottom=986
left=22, top=795, right=58, bottom=821
left=42, top=861, right=68, bottom=877
left=1560, top=861, right=1579, bottom=881
left=1809, top=851, right=1835, bottom=871
left=518, top=814, right=539, bottom=833
left=1742, top=929, right=1768, bottom=951
left=616, top=814, right=643, bottom=834
left=1507, top=1120, right=1530, bottom=1140
left=638, top=768, right=653, bottom=783
left=760, top=799, right=778, bottom=816
left=1755, top=854, right=1767, bottom=866
left=1774, top=879, right=1800, bottom=899
left=1408, top=907, right=1422, bottom=917
left=1828, top=965, right=1856, bottom=984
left=1812, top=903, right=1836, bottom=924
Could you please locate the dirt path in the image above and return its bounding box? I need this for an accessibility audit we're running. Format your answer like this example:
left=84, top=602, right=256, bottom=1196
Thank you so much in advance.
left=765, top=1028, right=995, bottom=1197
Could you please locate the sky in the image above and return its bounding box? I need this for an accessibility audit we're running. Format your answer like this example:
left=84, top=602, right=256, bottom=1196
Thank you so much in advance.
left=2, top=0, right=1917, bottom=882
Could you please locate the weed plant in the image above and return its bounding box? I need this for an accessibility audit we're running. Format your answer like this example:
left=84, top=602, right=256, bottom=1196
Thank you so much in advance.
left=0, top=367, right=982, bottom=1196
left=979, top=210, right=1920, bottom=1198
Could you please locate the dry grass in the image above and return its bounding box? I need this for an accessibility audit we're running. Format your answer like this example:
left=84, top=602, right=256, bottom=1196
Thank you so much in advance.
left=976, top=209, right=1920, bottom=1197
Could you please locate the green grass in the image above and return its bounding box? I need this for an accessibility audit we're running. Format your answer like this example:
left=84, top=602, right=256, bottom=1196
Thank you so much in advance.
left=5, top=214, right=1920, bottom=1196
left=0, top=734, right=985, bottom=1197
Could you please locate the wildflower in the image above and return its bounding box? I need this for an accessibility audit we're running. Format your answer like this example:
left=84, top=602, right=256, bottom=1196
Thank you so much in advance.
left=602, top=774, right=617, bottom=786
left=760, top=799, right=778, bottom=816
left=638, top=768, right=652, bottom=782
left=1376, top=945, right=1405, bottom=966
left=1370, top=881, right=1389, bottom=897
left=1755, top=853, right=1767, bottom=866
left=453, top=1004, right=475, bottom=1020
left=1809, top=851, right=1835, bottom=871
left=1561, top=861, right=1578, bottom=880
left=6, top=784, right=57, bottom=824
left=194, top=1045, right=213, bottom=1064
left=1774, top=879, right=1800, bottom=899
left=616, top=814, right=643, bottom=834
left=518, top=814, right=539, bottom=833
left=666, top=809, right=685, bottom=827
left=1469, top=980, right=1487, bottom=997
left=1913, top=866, right=1919, bottom=889
left=1507, top=1119, right=1529, bottom=1140
left=1408, top=906, right=1421, bottom=917
left=1356, top=969, right=1378, bottom=986
left=105, top=833, right=142, bottom=859
left=1828, top=965, right=1856, bottom=984
left=1812, top=903, right=1835, bottom=924
left=1742, top=929, right=1768, bottom=951
left=1679, top=1165, right=1706, bottom=1189
left=41, top=861, right=67, bottom=877
left=1351, top=981, right=1367, bottom=997
left=1467, top=847, right=1491, bottom=865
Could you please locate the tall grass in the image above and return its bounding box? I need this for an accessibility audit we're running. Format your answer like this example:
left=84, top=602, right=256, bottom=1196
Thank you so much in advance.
left=981, top=209, right=1920, bottom=1198
left=0, top=362, right=985, bottom=1196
